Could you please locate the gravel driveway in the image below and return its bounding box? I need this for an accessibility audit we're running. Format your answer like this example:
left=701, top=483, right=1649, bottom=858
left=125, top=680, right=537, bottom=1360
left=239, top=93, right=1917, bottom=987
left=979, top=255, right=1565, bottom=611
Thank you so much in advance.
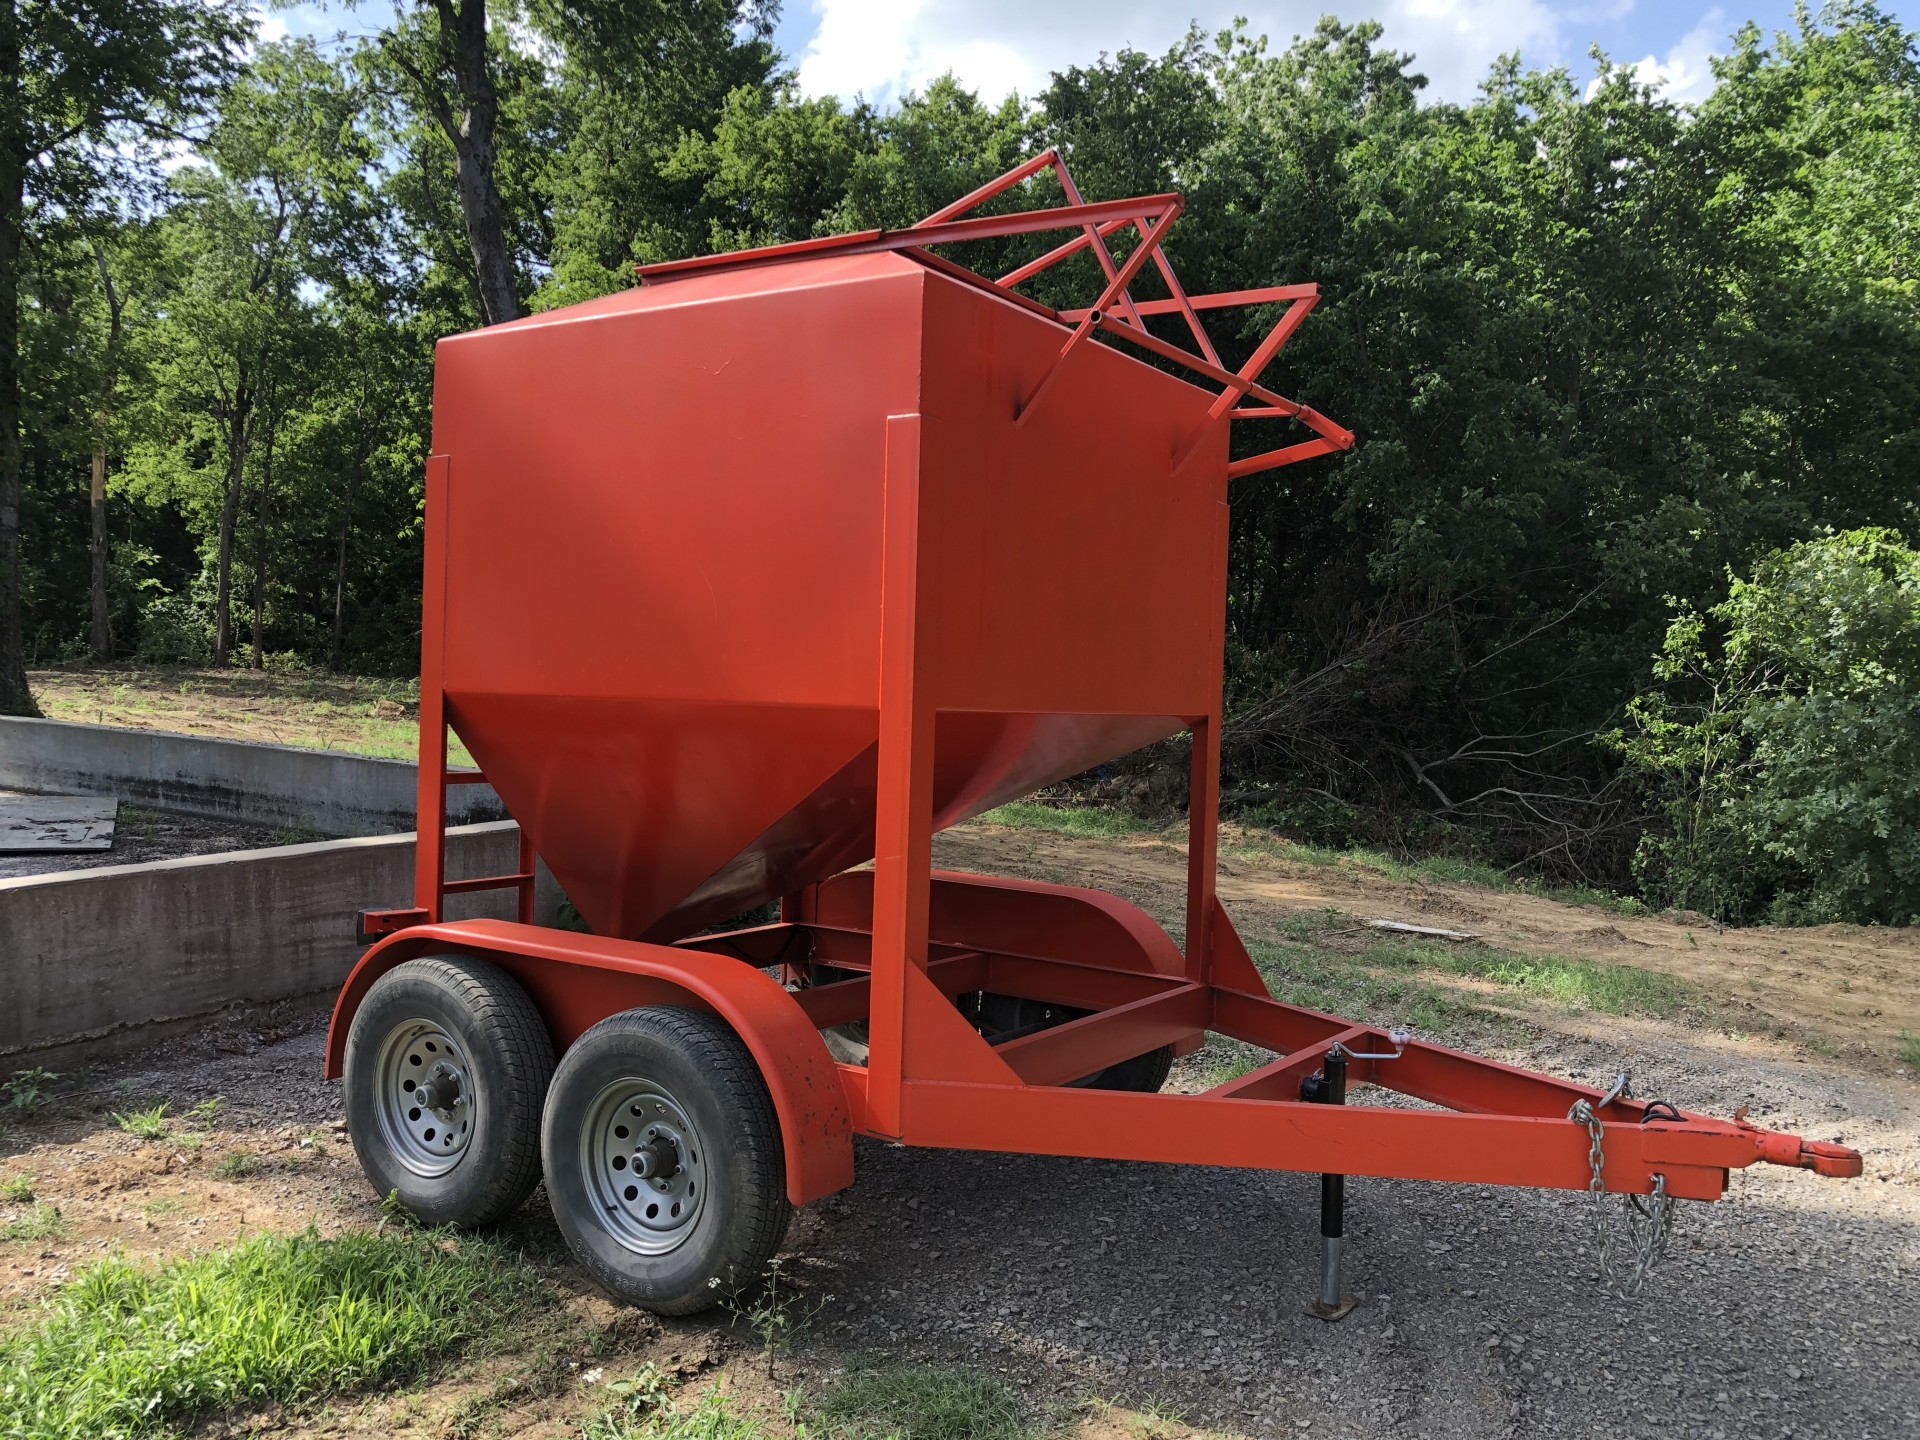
left=33, top=983, right=1907, bottom=1440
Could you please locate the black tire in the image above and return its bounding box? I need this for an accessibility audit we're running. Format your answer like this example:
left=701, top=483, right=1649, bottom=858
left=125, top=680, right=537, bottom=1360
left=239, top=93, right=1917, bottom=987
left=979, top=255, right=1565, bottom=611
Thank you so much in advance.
left=541, top=1006, right=790, bottom=1315
left=1084, top=1043, right=1175, bottom=1093
left=968, top=992, right=1175, bottom=1092
left=805, top=972, right=1171, bottom=1092
left=344, top=955, right=554, bottom=1227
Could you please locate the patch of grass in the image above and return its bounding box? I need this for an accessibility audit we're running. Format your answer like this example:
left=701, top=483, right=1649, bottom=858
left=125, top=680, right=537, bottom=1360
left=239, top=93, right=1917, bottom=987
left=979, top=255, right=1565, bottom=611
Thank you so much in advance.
left=1345, top=937, right=1690, bottom=1017
left=976, top=802, right=1154, bottom=839
left=1249, top=934, right=1488, bottom=1027
left=0, top=1174, right=32, bottom=1203
left=213, top=1151, right=260, bottom=1180
left=114, top=1103, right=171, bottom=1140
left=817, top=1364, right=1027, bottom=1440
left=0, top=1204, right=65, bottom=1243
left=1900, top=1032, right=1920, bottom=1070
left=1250, top=916, right=1691, bottom=1022
left=142, top=1198, right=184, bottom=1218
left=29, top=665, right=474, bottom=765
left=1196, top=1035, right=1272, bottom=1088
left=0, top=1229, right=542, bottom=1440
left=1273, top=906, right=1345, bottom=944
left=1438, top=946, right=1687, bottom=1016
left=1231, top=832, right=1648, bottom=915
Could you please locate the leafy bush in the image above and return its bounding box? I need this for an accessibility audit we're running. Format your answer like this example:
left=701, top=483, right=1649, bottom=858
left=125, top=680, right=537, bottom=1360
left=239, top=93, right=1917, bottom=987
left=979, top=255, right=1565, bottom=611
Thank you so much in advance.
left=1614, top=529, right=1920, bottom=924
left=133, top=594, right=215, bottom=665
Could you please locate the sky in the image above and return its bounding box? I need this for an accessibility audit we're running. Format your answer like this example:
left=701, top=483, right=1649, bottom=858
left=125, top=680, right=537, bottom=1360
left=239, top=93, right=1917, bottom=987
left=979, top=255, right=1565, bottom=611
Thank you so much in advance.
left=266, top=1, right=1919, bottom=110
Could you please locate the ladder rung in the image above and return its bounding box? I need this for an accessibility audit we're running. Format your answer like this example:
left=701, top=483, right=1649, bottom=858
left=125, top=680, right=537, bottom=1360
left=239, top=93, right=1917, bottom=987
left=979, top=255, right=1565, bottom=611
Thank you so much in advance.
left=445, top=769, right=490, bottom=786
left=442, top=871, right=534, bottom=895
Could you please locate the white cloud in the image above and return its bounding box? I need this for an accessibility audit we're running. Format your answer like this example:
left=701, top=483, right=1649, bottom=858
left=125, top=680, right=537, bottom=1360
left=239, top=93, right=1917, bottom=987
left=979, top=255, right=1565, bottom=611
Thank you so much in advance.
left=793, top=0, right=1585, bottom=107
left=253, top=8, right=288, bottom=43
left=1622, top=8, right=1724, bottom=103
left=1387, top=0, right=1562, bottom=95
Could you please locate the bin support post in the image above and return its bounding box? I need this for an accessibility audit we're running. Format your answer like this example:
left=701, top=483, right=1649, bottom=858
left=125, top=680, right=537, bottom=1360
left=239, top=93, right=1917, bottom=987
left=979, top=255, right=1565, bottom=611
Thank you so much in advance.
left=1308, top=1046, right=1357, bottom=1321
left=867, top=413, right=931, bottom=1140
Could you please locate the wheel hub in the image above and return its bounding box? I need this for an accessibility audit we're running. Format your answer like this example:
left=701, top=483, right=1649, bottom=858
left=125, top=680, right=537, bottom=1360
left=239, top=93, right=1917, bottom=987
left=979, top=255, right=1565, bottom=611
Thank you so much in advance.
left=372, top=1021, right=476, bottom=1176
left=581, top=1078, right=706, bottom=1256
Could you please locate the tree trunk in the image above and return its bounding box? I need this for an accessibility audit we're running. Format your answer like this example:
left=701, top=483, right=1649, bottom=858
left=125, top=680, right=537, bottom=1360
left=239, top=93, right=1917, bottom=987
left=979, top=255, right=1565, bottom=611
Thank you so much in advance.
left=331, top=418, right=371, bottom=671
left=90, top=450, right=109, bottom=659
left=213, top=405, right=249, bottom=667
left=0, top=0, right=39, bottom=714
left=432, top=0, right=518, bottom=325
left=249, top=409, right=275, bottom=668
left=89, top=239, right=125, bottom=663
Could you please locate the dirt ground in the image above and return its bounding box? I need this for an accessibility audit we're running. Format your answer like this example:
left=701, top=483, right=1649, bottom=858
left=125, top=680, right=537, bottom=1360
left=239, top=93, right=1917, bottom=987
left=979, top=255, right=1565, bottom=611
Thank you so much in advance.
left=942, top=821, right=1920, bottom=1072
left=2, top=821, right=1915, bottom=1439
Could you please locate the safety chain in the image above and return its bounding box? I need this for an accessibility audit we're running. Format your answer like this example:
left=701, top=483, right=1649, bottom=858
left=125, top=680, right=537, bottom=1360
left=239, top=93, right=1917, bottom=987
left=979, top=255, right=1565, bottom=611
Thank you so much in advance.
left=1567, top=1073, right=1678, bottom=1299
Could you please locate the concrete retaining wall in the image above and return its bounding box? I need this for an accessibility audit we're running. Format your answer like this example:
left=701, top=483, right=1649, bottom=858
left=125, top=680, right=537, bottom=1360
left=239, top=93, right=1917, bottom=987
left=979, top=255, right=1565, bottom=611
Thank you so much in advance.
left=0, top=715, right=502, bottom=837
left=0, top=822, right=563, bottom=1066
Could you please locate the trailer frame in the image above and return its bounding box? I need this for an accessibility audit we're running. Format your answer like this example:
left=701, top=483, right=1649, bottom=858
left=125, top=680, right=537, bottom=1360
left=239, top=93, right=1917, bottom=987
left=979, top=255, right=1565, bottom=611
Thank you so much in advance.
left=337, top=151, right=1860, bottom=1312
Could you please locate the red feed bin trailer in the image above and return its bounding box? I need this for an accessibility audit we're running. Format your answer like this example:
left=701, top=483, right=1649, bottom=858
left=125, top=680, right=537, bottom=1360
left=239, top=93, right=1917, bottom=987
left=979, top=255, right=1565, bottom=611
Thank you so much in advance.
left=328, top=153, right=1860, bottom=1317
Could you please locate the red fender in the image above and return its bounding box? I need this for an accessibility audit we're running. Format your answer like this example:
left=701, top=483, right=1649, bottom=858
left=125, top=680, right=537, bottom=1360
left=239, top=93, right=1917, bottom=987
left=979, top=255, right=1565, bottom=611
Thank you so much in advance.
left=326, top=919, right=853, bottom=1206
left=813, top=869, right=1186, bottom=977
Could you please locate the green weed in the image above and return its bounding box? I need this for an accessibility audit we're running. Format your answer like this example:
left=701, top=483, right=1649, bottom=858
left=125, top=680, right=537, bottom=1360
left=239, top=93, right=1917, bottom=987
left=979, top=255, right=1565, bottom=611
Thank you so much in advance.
left=728, top=1257, right=827, bottom=1380
left=2, top=1070, right=59, bottom=1118
left=114, top=1104, right=171, bottom=1140
left=213, top=1152, right=260, bottom=1180
left=976, top=802, right=1154, bottom=839
left=818, top=1364, right=1027, bottom=1440
left=0, top=1229, right=542, bottom=1439
left=1900, top=1031, right=1920, bottom=1070
left=582, top=1364, right=678, bottom=1439
left=0, top=1174, right=32, bottom=1203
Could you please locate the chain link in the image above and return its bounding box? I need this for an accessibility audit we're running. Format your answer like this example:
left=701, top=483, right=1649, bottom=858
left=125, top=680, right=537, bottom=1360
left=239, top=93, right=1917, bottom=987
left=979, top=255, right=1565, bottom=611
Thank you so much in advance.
left=1568, top=1077, right=1678, bottom=1299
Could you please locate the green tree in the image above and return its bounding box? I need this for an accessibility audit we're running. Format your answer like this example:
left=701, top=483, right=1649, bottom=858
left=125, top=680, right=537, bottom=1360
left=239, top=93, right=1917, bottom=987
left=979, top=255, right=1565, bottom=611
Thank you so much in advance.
left=122, top=40, right=374, bottom=666
left=0, top=0, right=249, bottom=711
left=1616, top=529, right=1920, bottom=924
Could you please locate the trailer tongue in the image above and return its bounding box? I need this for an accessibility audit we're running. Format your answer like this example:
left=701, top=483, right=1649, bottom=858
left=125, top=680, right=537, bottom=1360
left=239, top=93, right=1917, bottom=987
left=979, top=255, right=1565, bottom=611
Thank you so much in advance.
left=332, top=152, right=1861, bottom=1317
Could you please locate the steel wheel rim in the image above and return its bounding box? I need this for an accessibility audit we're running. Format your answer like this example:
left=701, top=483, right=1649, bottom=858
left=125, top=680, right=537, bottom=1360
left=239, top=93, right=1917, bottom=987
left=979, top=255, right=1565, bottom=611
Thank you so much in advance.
left=372, top=1020, right=476, bottom=1176
left=580, top=1077, right=706, bottom=1256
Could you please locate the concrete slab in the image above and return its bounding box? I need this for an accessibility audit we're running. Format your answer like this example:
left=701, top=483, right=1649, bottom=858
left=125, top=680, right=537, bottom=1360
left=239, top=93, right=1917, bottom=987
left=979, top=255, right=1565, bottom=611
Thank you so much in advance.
left=0, top=821, right=562, bottom=1065
left=0, top=796, right=118, bottom=852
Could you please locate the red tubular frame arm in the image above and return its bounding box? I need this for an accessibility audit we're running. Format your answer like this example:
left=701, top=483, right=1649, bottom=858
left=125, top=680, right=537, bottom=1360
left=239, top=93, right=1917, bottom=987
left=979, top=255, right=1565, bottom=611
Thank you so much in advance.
left=636, top=149, right=1356, bottom=478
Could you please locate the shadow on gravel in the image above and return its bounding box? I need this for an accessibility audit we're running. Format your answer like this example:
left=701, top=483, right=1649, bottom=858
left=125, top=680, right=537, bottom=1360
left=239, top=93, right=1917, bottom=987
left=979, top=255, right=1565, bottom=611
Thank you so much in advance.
left=781, top=1136, right=1915, bottom=1440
